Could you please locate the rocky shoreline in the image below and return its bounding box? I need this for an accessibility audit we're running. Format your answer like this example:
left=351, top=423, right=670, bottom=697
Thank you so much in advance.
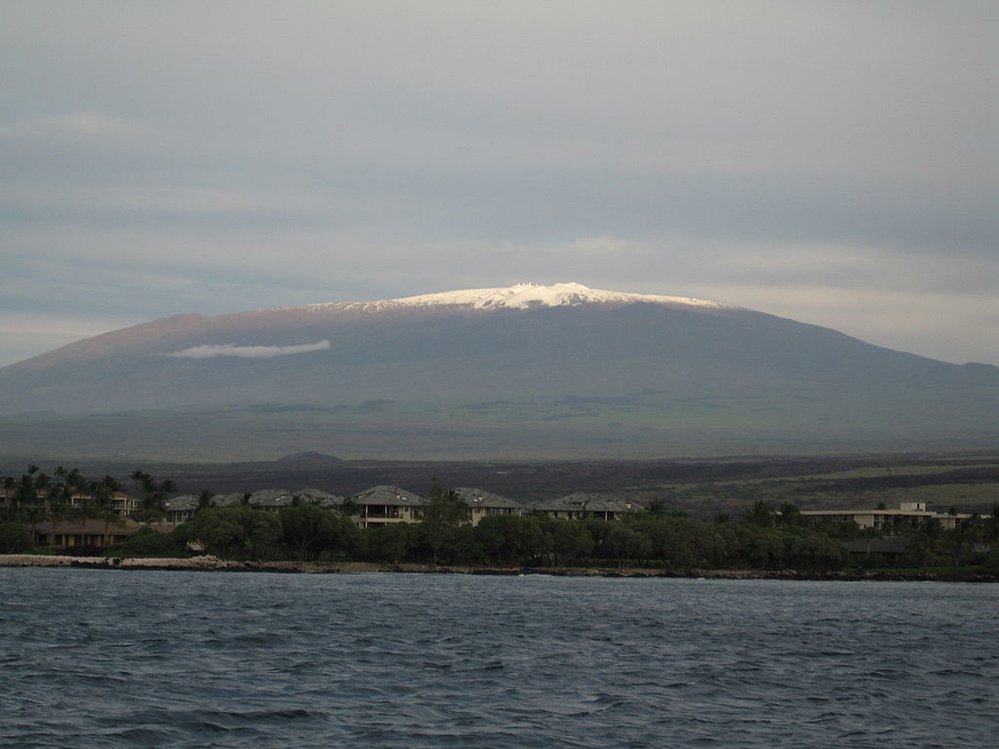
left=1, top=554, right=995, bottom=582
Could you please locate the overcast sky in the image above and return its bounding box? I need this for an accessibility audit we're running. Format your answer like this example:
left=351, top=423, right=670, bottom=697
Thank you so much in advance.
left=2, top=1, right=996, bottom=367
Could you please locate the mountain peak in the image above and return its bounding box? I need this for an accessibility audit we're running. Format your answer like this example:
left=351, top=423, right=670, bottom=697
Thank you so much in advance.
left=299, top=282, right=724, bottom=313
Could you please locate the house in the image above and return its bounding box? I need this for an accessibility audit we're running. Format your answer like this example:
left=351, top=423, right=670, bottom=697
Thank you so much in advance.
left=454, top=487, right=524, bottom=526
left=800, top=501, right=978, bottom=535
left=1, top=488, right=139, bottom=518
left=162, top=495, right=200, bottom=524
left=351, top=485, right=424, bottom=527
left=162, top=487, right=346, bottom=523
left=291, top=488, right=344, bottom=509
left=110, top=492, right=140, bottom=517
left=31, top=517, right=143, bottom=549
left=247, top=489, right=296, bottom=511
left=532, top=492, right=640, bottom=521
left=247, top=488, right=346, bottom=511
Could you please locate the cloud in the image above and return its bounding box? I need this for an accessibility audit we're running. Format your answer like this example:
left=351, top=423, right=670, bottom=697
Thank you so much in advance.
left=167, top=340, right=331, bottom=360
left=0, top=111, right=130, bottom=139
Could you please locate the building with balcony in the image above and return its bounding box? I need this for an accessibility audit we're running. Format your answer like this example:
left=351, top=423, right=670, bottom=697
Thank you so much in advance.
left=800, top=501, right=978, bottom=535
left=454, top=487, right=524, bottom=525
left=351, top=485, right=424, bottom=527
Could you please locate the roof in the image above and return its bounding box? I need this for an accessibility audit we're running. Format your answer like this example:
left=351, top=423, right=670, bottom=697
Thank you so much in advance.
left=165, top=488, right=345, bottom=512
left=212, top=493, right=247, bottom=507
left=163, top=495, right=199, bottom=511
left=352, top=485, right=423, bottom=506
left=454, top=487, right=522, bottom=509
left=292, top=488, right=344, bottom=507
left=33, top=518, right=142, bottom=536
left=534, top=492, right=639, bottom=514
left=248, top=489, right=294, bottom=508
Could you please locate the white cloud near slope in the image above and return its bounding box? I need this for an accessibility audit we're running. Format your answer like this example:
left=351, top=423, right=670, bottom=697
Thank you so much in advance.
left=167, top=341, right=330, bottom=360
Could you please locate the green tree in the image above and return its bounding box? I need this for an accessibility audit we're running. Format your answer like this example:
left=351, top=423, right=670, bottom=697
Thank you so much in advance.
left=778, top=501, right=801, bottom=526
left=180, top=506, right=281, bottom=560
left=130, top=470, right=176, bottom=521
left=106, top=526, right=184, bottom=558
left=472, top=515, right=543, bottom=566
left=280, top=505, right=357, bottom=561
left=0, top=522, right=32, bottom=553
left=605, top=525, right=651, bottom=567
left=365, top=523, right=418, bottom=564
left=422, top=480, right=470, bottom=565
left=746, top=500, right=776, bottom=527
left=196, top=489, right=215, bottom=510
left=550, top=520, right=594, bottom=566
left=91, top=475, right=121, bottom=547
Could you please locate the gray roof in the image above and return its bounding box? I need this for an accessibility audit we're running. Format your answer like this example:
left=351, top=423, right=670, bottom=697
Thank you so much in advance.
left=534, top=492, right=639, bottom=514
left=247, top=489, right=295, bottom=508
left=352, top=485, right=423, bottom=506
left=163, top=495, right=199, bottom=512
left=212, top=493, right=247, bottom=507
left=454, top=487, right=522, bottom=510
left=293, top=488, right=345, bottom=508
left=167, top=489, right=347, bottom=511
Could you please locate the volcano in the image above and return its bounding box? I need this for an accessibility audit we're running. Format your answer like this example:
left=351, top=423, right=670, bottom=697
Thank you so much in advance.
left=0, top=283, right=995, bottom=461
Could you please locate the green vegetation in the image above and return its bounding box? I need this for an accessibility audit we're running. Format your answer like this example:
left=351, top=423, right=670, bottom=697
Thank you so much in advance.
left=128, top=470, right=176, bottom=521
left=90, top=497, right=997, bottom=577
left=103, top=527, right=181, bottom=558
left=3, top=458, right=997, bottom=578
left=0, top=522, right=32, bottom=553
left=1, top=464, right=123, bottom=536
left=625, top=455, right=999, bottom=519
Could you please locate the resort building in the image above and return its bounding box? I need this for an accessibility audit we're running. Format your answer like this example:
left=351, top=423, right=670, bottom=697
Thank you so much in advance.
left=532, top=493, right=640, bottom=521
left=0, top=488, right=139, bottom=518
left=288, top=488, right=344, bottom=510
left=454, top=487, right=524, bottom=526
left=163, top=488, right=345, bottom=523
left=30, top=517, right=144, bottom=549
left=351, top=485, right=424, bottom=528
left=800, top=501, right=978, bottom=535
left=162, top=495, right=200, bottom=524
left=109, top=492, right=140, bottom=517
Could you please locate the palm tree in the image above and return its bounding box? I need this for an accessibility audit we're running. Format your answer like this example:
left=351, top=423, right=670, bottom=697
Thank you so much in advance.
left=93, top=476, right=122, bottom=547
left=64, top=468, right=86, bottom=513
left=2, top=475, right=15, bottom=520
left=130, top=470, right=174, bottom=521
left=197, top=489, right=215, bottom=511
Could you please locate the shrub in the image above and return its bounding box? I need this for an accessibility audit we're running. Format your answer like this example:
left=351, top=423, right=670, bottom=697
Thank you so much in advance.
left=0, top=522, right=32, bottom=553
left=106, top=527, right=185, bottom=557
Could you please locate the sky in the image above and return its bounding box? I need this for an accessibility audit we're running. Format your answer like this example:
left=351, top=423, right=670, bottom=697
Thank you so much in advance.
left=1, top=1, right=996, bottom=367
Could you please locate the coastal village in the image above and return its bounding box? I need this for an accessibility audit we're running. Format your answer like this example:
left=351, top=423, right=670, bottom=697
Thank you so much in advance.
left=0, top=477, right=989, bottom=557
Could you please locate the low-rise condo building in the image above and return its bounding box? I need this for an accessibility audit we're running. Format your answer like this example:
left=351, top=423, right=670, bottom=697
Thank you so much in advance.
left=801, top=501, right=978, bottom=535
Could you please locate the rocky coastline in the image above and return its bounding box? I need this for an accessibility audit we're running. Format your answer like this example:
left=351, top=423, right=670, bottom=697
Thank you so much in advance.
left=1, top=554, right=995, bottom=582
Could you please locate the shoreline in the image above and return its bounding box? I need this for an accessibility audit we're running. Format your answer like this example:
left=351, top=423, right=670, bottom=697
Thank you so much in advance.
left=1, top=554, right=995, bottom=582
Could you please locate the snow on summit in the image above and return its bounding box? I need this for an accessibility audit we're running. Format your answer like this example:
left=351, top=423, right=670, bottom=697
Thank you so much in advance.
left=300, top=283, right=724, bottom=313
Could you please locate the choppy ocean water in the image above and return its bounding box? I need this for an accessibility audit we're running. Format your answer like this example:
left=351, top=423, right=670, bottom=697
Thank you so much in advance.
left=0, top=569, right=995, bottom=748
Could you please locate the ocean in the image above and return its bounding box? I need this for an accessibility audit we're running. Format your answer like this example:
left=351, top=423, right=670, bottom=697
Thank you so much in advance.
left=1, top=568, right=995, bottom=748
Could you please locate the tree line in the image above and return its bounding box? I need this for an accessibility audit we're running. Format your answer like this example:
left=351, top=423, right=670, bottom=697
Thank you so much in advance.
left=0, top=466, right=176, bottom=522
left=101, top=499, right=999, bottom=573
left=2, top=467, right=997, bottom=573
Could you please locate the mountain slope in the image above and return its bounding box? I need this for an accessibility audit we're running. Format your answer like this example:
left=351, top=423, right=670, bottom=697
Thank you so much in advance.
left=0, top=283, right=995, bottom=461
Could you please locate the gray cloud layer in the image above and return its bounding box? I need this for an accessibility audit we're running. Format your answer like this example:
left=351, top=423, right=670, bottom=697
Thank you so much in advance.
left=1, top=1, right=996, bottom=366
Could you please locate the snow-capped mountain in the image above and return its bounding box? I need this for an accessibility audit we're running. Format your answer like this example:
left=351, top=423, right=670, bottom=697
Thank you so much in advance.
left=0, top=283, right=995, bottom=461
left=298, top=282, right=726, bottom=313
